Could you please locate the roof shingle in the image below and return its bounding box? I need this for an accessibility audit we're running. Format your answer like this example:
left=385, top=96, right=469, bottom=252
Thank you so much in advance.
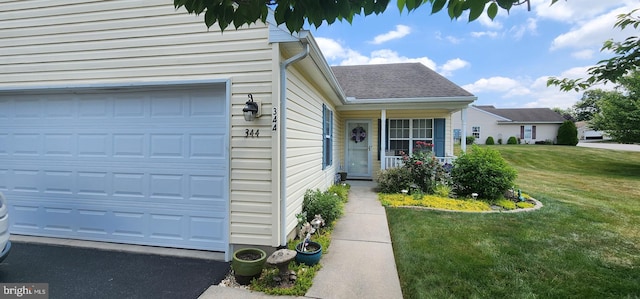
left=331, top=63, right=474, bottom=100
left=476, top=106, right=566, bottom=123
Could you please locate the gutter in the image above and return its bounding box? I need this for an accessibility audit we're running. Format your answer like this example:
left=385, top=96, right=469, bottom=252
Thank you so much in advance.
left=279, top=33, right=310, bottom=247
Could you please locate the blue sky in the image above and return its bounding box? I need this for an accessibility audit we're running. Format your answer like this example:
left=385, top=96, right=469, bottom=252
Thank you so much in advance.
left=310, top=0, right=638, bottom=109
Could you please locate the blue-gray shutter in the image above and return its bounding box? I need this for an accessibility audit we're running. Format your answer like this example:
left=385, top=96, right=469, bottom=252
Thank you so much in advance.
left=434, top=118, right=445, bottom=157
left=322, top=104, right=327, bottom=169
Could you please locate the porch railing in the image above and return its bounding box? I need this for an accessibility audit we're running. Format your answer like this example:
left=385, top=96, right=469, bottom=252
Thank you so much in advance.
left=383, top=156, right=456, bottom=169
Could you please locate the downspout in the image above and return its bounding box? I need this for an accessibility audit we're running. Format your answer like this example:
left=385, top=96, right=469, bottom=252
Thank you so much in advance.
left=279, top=37, right=309, bottom=247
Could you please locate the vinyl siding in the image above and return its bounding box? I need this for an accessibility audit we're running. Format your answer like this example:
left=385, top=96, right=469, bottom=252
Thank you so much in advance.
left=282, top=63, right=338, bottom=239
left=0, top=0, right=278, bottom=247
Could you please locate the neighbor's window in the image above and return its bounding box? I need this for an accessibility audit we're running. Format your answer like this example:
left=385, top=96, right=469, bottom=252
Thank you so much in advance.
left=524, top=125, right=533, bottom=139
left=322, top=104, right=333, bottom=169
left=388, top=119, right=433, bottom=155
left=472, top=126, right=480, bottom=139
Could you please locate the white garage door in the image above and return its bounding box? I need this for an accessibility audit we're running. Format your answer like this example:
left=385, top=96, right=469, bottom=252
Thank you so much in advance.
left=0, top=83, right=229, bottom=251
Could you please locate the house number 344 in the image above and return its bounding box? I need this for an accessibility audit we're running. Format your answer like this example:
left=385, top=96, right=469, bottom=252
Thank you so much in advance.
left=272, top=107, right=277, bottom=131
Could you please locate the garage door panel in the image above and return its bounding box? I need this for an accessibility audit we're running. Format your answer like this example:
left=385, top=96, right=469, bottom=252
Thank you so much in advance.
left=1, top=85, right=229, bottom=251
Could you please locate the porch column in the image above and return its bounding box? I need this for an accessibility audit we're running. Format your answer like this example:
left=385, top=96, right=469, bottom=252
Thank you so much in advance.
left=381, top=109, right=387, bottom=170
left=461, top=107, right=467, bottom=153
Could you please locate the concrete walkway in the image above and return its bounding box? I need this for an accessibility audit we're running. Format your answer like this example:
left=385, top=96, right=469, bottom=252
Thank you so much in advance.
left=199, top=180, right=404, bottom=299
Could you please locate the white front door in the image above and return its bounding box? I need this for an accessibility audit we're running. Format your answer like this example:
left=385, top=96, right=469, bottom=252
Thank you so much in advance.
left=346, top=120, right=372, bottom=178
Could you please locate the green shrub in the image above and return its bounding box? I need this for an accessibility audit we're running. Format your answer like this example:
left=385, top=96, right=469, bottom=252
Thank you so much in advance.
left=433, top=183, right=452, bottom=198
left=302, top=189, right=343, bottom=227
left=376, top=167, right=412, bottom=193
left=466, top=136, right=475, bottom=145
left=328, top=184, right=350, bottom=202
left=557, top=120, right=579, bottom=146
left=497, top=138, right=503, bottom=145
left=485, top=136, right=495, bottom=145
left=507, top=136, right=518, bottom=144
left=450, top=145, right=517, bottom=200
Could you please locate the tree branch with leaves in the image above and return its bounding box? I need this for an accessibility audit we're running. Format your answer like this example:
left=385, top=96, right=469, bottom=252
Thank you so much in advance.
left=174, top=0, right=555, bottom=33
left=548, top=9, right=640, bottom=92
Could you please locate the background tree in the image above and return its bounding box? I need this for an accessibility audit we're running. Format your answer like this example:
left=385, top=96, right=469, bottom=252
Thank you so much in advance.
left=552, top=107, right=576, bottom=121
left=174, top=0, right=556, bottom=33
left=548, top=9, right=640, bottom=91
left=573, top=90, right=606, bottom=122
left=556, top=120, right=578, bottom=146
left=590, top=72, right=640, bottom=143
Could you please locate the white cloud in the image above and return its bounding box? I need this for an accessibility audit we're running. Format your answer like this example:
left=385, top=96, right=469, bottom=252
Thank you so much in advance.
left=435, top=31, right=464, bottom=44
left=315, top=37, right=471, bottom=76
left=478, top=14, right=503, bottom=29
left=471, top=31, right=498, bottom=38
left=571, top=49, right=595, bottom=60
left=532, top=0, right=635, bottom=24
left=440, top=59, right=470, bottom=77
left=345, top=49, right=438, bottom=70
left=523, top=76, right=582, bottom=109
left=549, top=6, right=634, bottom=51
left=370, top=25, right=411, bottom=45
left=509, top=18, right=537, bottom=40
left=463, top=77, right=530, bottom=95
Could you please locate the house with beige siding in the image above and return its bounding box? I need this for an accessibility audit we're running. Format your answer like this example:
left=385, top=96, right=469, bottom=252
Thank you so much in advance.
left=0, top=1, right=475, bottom=260
left=452, top=105, right=566, bottom=144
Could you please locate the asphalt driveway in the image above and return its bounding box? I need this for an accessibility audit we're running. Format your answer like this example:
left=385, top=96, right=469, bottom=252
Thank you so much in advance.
left=0, top=242, right=229, bottom=299
left=577, top=141, right=640, bottom=152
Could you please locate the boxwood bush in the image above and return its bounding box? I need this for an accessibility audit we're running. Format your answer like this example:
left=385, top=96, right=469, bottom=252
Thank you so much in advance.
left=557, top=120, right=579, bottom=146
left=507, top=136, right=518, bottom=144
left=485, top=136, right=495, bottom=145
left=450, top=145, right=517, bottom=200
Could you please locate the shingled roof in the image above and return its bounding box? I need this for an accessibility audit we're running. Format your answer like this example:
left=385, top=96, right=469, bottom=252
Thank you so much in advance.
left=475, top=105, right=566, bottom=123
left=331, top=63, right=474, bottom=100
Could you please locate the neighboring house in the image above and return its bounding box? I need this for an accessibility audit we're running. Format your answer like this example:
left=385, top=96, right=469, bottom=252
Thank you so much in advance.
left=0, top=1, right=475, bottom=260
left=576, top=121, right=609, bottom=140
left=452, top=106, right=566, bottom=144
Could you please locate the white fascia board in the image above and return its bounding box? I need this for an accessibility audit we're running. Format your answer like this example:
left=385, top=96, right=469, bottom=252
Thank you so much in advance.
left=337, top=97, right=476, bottom=111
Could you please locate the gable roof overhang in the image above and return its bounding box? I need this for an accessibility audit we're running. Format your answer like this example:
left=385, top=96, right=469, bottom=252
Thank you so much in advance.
left=268, top=16, right=476, bottom=112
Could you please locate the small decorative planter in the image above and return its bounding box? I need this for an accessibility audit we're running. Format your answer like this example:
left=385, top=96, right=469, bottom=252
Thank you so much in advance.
left=338, top=171, right=348, bottom=182
left=295, top=241, right=322, bottom=266
left=232, top=248, right=267, bottom=285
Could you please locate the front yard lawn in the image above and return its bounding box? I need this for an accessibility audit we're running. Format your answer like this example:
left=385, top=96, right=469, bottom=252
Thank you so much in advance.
left=387, top=145, right=640, bottom=298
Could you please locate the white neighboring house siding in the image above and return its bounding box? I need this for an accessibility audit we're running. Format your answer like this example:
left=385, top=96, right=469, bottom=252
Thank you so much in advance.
left=0, top=0, right=279, bottom=247
left=496, top=123, right=560, bottom=144
left=453, top=108, right=506, bottom=144
left=283, top=63, right=338, bottom=238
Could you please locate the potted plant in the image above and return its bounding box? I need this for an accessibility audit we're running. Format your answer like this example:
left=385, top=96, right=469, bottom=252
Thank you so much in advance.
left=295, top=240, right=322, bottom=266
left=294, top=214, right=324, bottom=266
left=231, top=248, right=267, bottom=285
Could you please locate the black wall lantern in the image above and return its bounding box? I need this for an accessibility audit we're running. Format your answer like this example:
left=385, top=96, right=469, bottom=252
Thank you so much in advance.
left=243, top=94, right=261, bottom=121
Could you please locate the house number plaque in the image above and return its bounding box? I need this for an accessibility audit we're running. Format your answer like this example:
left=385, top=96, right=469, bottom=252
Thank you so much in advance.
left=272, top=107, right=277, bottom=131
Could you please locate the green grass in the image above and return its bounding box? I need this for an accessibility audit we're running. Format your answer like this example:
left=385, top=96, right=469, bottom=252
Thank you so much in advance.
left=388, top=145, right=640, bottom=299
